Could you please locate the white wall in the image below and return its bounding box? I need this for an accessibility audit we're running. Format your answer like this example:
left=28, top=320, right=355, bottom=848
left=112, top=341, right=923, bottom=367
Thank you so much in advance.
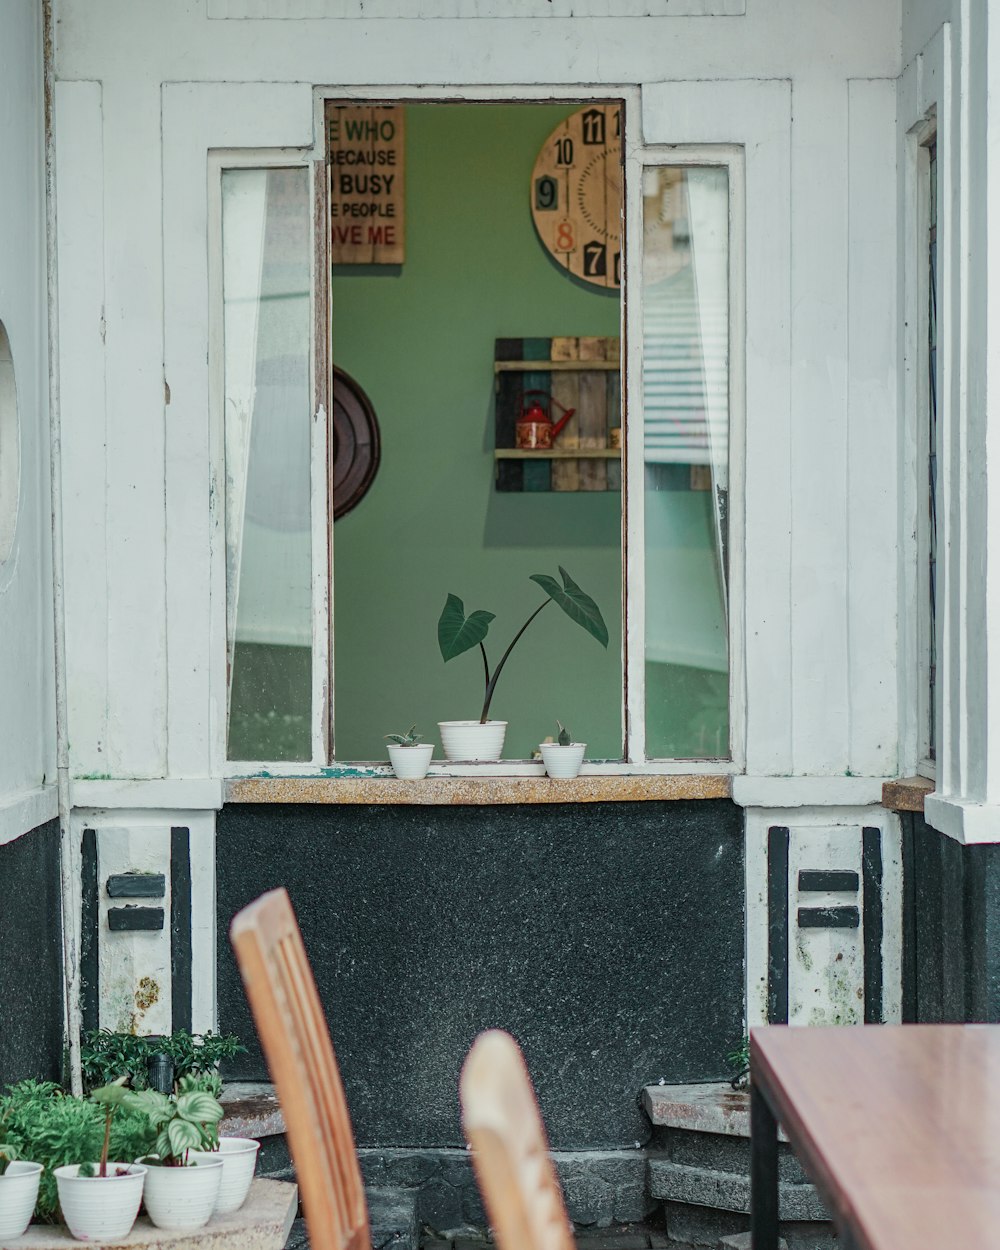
left=52, top=0, right=902, bottom=793
left=898, top=0, right=1000, bottom=842
left=0, top=1, right=57, bottom=842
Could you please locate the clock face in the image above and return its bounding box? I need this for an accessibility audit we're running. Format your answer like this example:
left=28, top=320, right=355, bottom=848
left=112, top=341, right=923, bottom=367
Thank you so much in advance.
left=530, top=104, right=623, bottom=290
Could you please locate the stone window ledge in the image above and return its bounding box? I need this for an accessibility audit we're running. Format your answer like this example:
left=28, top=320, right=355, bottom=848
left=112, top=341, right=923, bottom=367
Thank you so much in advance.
left=880, top=775, right=934, bottom=813
left=225, top=773, right=732, bottom=805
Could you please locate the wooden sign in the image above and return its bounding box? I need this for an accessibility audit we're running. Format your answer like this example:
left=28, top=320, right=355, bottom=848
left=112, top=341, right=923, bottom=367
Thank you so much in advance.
left=327, top=105, right=405, bottom=264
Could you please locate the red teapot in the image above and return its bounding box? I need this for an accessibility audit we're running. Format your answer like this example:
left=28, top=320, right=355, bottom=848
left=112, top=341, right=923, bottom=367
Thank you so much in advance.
left=515, top=391, right=576, bottom=451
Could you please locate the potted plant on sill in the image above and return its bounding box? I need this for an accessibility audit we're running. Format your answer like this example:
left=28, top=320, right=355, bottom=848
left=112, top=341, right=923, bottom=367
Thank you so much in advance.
left=188, top=1072, right=260, bottom=1216
left=539, top=721, right=587, bottom=779
left=437, top=566, right=608, bottom=761
left=384, top=725, right=435, bottom=779
left=0, top=1137, right=42, bottom=1241
left=127, top=1078, right=225, bottom=1231
left=53, top=1081, right=148, bottom=1242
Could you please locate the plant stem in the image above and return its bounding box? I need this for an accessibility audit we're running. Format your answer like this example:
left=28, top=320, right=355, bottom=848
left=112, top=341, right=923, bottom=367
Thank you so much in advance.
left=100, top=1109, right=112, bottom=1178
left=479, top=599, right=551, bottom=723
left=479, top=641, right=491, bottom=707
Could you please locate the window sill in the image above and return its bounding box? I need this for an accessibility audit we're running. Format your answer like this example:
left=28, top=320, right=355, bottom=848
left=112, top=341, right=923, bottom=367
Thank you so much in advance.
left=881, top=775, right=934, bottom=813
left=225, top=773, right=732, bottom=805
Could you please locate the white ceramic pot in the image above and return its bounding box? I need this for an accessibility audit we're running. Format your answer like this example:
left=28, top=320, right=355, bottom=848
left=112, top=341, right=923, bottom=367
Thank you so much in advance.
left=54, top=1162, right=146, bottom=1241
left=141, top=1157, right=223, bottom=1231
left=539, top=742, right=587, bottom=779
left=387, top=742, right=434, bottom=779
left=190, top=1137, right=259, bottom=1215
left=0, top=1160, right=43, bottom=1239
left=438, top=720, right=507, bottom=762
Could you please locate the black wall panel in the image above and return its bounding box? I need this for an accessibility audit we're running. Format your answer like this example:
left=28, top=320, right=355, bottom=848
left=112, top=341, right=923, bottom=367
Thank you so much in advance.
left=216, top=800, right=745, bottom=1150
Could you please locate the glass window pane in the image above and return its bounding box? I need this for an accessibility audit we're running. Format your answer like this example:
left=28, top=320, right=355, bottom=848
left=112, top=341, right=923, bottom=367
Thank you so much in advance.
left=642, top=165, right=730, bottom=759
left=223, top=167, right=313, bottom=761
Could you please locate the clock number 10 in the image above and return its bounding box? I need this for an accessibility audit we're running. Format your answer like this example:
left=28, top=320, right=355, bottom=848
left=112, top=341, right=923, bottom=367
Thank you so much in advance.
left=554, top=137, right=574, bottom=166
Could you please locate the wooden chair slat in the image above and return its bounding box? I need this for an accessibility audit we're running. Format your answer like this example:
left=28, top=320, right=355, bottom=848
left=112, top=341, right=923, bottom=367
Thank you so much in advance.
left=231, top=887, right=371, bottom=1250
left=460, top=1030, right=575, bottom=1250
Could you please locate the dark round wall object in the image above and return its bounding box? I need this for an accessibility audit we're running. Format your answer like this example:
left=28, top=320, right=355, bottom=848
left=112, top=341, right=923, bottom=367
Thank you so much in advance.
left=332, top=366, right=381, bottom=520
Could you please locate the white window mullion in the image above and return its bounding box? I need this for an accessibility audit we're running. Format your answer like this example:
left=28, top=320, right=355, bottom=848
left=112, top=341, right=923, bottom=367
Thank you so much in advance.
left=623, top=104, right=647, bottom=764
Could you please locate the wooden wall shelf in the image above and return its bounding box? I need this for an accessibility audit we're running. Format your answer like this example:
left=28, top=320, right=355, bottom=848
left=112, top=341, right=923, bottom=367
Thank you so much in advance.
left=495, top=336, right=621, bottom=493
left=495, top=449, right=620, bottom=460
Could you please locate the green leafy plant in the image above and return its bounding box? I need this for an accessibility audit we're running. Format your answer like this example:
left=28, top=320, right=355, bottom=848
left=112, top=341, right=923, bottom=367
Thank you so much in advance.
left=725, top=1035, right=750, bottom=1089
left=384, top=725, right=422, bottom=747
left=438, top=567, right=608, bottom=724
left=81, top=1029, right=244, bottom=1092
left=556, top=720, right=572, bottom=746
left=126, top=1079, right=224, bottom=1166
left=0, top=1080, right=154, bottom=1220
left=0, top=1137, right=19, bottom=1176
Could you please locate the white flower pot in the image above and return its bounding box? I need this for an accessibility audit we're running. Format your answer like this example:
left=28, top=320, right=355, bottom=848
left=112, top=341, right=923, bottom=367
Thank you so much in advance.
left=539, top=742, right=586, bottom=779
left=141, top=1157, right=223, bottom=1231
left=387, top=742, right=434, bottom=779
left=190, top=1136, right=259, bottom=1215
left=0, top=1161, right=42, bottom=1239
left=54, top=1162, right=146, bottom=1241
left=438, top=720, right=507, bottom=762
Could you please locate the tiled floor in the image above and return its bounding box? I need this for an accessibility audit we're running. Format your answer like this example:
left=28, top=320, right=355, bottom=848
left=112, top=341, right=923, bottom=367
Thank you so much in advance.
left=285, top=1222, right=685, bottom=1250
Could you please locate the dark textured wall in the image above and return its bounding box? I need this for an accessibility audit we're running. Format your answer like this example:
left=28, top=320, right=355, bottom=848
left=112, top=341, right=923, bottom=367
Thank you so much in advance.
left=0, top=820, right=64, bottom=1087
left=902, top=811, right=1000, bottom=1023
left=217, top=800, right=745, bottom=1150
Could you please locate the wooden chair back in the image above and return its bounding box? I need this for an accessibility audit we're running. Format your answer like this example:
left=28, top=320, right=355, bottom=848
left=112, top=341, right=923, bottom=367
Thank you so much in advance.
left=460, top=1030, right=575, bottom=1250
left=230, top=887, right=370, bottom=1250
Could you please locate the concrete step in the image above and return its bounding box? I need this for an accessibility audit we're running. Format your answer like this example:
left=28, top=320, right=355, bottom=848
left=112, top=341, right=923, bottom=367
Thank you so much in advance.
left=648, top=1159, right=828, bottom=1222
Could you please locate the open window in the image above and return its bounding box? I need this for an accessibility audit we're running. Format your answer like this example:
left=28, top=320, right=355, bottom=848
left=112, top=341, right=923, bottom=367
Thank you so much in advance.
left=219, top=97, right=739, bottom=771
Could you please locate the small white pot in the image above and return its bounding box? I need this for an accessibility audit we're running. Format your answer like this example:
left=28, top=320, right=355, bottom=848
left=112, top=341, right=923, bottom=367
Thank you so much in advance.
left=54, top=1162, right=146, bottom=1241
left=141, top=1157, right=223, bottom=1231
left=387, top=742, right=434, bottom=779
left=539, top=742, right=587, bottom=779
left=190, top=1137, right=259, bottom=1215
left=438, top=720, right=507, bottom=762
left=0, top=1161, right=42, bottom=1239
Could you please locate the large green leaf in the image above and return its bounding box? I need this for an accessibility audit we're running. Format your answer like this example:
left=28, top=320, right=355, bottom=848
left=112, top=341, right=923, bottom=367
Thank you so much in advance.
left=166, top=1116, right=203, bottom=1159
left=438, top=593, right=496, bottom=662
left=529, top=567, right=609, bottom=649
left=176, top=1090, right=224, bottom=1125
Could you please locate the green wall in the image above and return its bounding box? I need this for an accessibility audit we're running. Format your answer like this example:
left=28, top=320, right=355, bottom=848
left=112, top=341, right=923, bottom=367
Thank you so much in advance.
left=332, top=104, right=623, bottom=760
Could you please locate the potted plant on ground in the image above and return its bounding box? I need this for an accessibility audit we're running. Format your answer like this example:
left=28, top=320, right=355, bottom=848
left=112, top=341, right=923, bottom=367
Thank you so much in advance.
left=384, top=725, right=435, bottom=779
left=539, top=721, right=587, bottom=779
left=127, top=1078, right=225, bottom=1231
left=0, top=1136, right=42, bottom=1241
left=186, top=1072, right=260, bottom=1215
left=53, top=1081, right=149, bottom=1241
left=437, top=566, right=608, bottom=761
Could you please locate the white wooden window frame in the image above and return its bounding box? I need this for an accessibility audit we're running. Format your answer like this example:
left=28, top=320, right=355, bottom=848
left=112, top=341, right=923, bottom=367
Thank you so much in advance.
left=211, top=82, right=749, bottom=777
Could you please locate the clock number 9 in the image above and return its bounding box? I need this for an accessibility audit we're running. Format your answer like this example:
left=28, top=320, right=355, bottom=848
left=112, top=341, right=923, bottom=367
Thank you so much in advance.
left=535, top=176, right=558, bottom=211
left=554, top=137, right=574, bottom=166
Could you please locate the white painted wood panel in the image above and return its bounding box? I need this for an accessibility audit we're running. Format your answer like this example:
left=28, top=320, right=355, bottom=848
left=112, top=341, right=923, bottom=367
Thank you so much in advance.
left=208, top=0, right=743, bottom=16
left=847, top=79, right=898, bottom=778
left=100, top=79, right=169, bottom=777
left=0, top=0, right=56, bottom=819
left=55, top=81, right=110, bottom=779
left=643, top=79, right=791, bottom=776
left=789, top=78, right=850, bottom=775
left=162, top=83, right=315, bottom=776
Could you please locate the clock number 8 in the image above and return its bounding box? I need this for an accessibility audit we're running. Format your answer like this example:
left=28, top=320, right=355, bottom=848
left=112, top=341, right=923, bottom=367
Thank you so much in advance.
left=555, top=221, right=575, bottom=253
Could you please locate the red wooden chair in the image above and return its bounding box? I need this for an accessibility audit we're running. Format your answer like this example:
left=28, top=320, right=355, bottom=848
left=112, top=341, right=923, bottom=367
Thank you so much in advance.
left=230, top=886, right=370, bottom=1250
left=460, top=1029, right=575, bottom=1250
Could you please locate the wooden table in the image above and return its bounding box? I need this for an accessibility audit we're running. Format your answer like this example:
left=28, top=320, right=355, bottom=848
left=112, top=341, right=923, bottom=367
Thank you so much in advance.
left=750, top=1024, right=1000, bottom=1250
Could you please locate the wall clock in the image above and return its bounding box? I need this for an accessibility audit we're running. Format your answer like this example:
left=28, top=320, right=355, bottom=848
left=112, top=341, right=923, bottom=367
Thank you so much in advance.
left=332, top=365, right=381, bottom=520
left=530, top=104, right=623, bottom=290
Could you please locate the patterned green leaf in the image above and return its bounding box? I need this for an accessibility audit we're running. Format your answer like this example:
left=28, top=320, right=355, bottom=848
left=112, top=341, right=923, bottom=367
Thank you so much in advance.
left=166, top=1116, right=202, bottom=1159
left=529, top=567, right=608, bottom=648
left=176, top=1091, right=224, bottom=1124
left=438, top=594, right=496, bottom=661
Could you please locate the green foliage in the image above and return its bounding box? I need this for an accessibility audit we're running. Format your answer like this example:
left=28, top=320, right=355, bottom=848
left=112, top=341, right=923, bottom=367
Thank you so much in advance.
left=125, top=1079, right=224, bottom=1166
left=0, top=1080, right=154, bottom=1221
left=437, top=568, right=608, bottom=722
left=81, top=1028, right=245, bottom=1091
left=556, top=720, right=572, bottom=746
left=725, top=1035, right=751, bottom=1088
left=384, top=725, right=422, bottom=746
